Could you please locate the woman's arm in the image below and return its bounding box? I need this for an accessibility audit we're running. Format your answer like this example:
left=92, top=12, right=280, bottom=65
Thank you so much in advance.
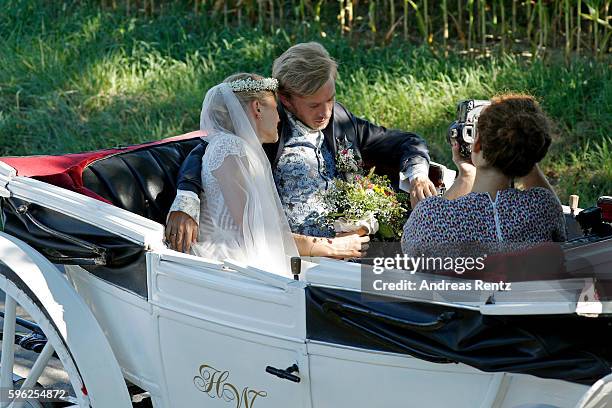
left=293, top=233, right=370, bottom=258
left=443, top=171, right=475, bottom=200
left=443, top=141, right=476, bottom=200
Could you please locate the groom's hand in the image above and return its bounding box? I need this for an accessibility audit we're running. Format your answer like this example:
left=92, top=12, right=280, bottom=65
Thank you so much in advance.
left=409, top=175, right=437, bottom=208
left=165, top=211, right=198, bottom=253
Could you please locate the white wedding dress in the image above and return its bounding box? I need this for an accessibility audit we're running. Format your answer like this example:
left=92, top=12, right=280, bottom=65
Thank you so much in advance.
left=192, top=132, right=249, bottom=262
left=190, top=83, right=298, bottom=276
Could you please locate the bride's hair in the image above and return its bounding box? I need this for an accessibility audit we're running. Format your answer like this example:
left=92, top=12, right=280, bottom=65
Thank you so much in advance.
left=208, top=73, right=276, bottom=134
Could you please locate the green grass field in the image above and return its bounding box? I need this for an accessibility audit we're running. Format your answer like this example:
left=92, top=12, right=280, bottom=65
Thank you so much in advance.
left=1, top=1, right=610, bottom=205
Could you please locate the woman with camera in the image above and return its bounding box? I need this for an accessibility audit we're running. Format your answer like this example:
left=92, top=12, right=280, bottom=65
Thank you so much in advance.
left=401, top=94, right=566, bottom=257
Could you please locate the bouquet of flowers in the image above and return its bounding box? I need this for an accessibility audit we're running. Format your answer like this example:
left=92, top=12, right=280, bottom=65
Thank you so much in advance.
left=320, top=168, right=411, bottom=240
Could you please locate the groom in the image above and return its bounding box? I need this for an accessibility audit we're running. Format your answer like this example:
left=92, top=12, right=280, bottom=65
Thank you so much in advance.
left=166, top=42, right=436, bottom=253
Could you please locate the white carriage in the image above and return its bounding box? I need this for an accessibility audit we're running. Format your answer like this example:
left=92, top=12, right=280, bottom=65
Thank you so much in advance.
left=0, top=132, right=611, bottom=408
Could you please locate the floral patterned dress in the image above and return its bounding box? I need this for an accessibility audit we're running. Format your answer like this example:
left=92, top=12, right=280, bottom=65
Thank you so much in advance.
left=401, top=187, right=567, bottom=256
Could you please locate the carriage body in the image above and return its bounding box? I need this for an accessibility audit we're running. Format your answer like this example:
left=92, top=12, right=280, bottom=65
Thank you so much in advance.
left=0, top=134, right=610, bottom=408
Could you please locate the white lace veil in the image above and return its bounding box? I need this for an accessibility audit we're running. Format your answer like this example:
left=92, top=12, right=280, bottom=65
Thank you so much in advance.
left=198, top=83, right=298, bottom=276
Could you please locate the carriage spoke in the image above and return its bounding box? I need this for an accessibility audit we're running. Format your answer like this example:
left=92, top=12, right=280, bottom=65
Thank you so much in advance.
left=8, top=342, right=54, bottom=408
left=0, top=295, right=17, bottom=408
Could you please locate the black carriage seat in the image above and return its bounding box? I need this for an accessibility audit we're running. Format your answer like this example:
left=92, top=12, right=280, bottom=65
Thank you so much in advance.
left=81, top=137, right=204, bottom=225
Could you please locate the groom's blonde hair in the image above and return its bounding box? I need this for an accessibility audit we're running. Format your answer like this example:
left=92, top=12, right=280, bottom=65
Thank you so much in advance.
left=272, top=42, right=338, bottom=97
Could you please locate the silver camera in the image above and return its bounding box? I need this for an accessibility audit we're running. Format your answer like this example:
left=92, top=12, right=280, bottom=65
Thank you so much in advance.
left=447, top=99, right=491, bottom=159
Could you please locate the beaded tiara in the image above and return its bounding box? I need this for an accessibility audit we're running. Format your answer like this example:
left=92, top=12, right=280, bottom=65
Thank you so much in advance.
left=228, top=77, right=279, bottom=93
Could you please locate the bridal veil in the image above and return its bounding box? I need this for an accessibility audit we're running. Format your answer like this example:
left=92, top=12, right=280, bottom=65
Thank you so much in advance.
left=192, top=83, right=298, bottom=276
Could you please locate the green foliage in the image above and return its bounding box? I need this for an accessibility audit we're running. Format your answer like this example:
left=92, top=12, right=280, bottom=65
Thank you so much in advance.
left=0, top=1, right=610, bottom=206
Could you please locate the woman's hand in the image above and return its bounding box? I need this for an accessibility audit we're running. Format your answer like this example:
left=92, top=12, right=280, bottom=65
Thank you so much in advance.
left=451, top=141, right=476, bottom=177
left=328, top=233, right=371, bottom=258
left=294, top=231, right=370, bottom=258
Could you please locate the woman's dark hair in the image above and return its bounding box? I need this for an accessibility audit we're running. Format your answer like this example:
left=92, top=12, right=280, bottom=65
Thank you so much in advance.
left=478, top=93, right=552, bottom=178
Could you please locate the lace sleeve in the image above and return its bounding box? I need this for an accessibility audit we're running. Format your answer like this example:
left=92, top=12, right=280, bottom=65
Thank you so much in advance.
left=204, top=133, right=250, bottom=228
left=212, top=155, right=250, bottom=227
left=168, top=189, right=200, bottom=223
left=206, top=134, right=247, bottom=173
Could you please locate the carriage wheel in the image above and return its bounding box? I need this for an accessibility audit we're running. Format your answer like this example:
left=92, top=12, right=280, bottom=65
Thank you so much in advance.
left=0, top=267, right=89, bottom=408
left=0, top=232, right=131, bottom=408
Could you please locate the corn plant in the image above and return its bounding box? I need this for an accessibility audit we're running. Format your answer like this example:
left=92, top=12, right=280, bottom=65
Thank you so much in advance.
left=87, top=0, right=610, bottom=58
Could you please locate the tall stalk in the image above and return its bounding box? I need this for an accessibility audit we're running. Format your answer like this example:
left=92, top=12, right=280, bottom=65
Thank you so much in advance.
left=347, top=0, right=354, bottom=32
left=458, top=0, right=465, bottom=47
left=512, top=0, right=517, bottom=37
left=468, top=0, right=475, bottom=50
left=277, top=0, right=284, bottom=27
left=499, top=0, right=506, bottom=53
left=314, top=0, right=323, bottom=25
left=84, top=0, right=611, bottom=57
left=339, top=0, right=346, bottom=35
left=368, top=0, right=377, bottom=37
left=480, top=0, right=486, bottom=51
left=527, top=0, right=533, bottom=42
left=577, top=0, right=582, bottom=55
left=602, top=1, right=611, bottom=57
left=592, top=3, right=598, bottom=55
left=492, top=0, right=497, bottom=28
left=442, top=0, right=448, bottom=54
left=423, top=0, right=429, bottom=43
left=565, top=0, right=571, bottom=59
left=404, top=0, right=409, bottom=40
left=538, top=0, right=545, bottom=52
left=406, top=0, right=427, bottom=43
left=223, top=1, right=228, bottom=27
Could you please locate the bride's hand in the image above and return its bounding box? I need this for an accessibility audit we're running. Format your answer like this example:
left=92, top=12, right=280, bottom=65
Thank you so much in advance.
left=329, top=233, right=370, bottom=258
left=336, top=226, right=369, bottom=237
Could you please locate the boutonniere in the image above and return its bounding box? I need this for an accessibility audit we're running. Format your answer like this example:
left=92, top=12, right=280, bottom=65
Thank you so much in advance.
left=336, top=139, right=363, bottom=175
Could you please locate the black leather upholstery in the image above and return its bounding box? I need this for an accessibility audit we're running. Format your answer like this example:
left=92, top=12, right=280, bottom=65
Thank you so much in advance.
left=307, top=286, right=612, bottom=384
left=82, top=138, right=204, bottom=224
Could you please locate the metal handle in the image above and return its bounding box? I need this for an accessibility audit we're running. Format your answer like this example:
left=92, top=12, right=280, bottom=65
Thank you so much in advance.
left=265, top=364, right=300, bottom=383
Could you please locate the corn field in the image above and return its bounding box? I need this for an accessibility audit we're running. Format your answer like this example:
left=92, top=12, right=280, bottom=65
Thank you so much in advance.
left=93, top=0, right=611, bottom=58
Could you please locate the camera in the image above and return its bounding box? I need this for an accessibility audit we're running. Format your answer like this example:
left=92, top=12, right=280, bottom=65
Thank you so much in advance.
left=447, top=99, right=491, bottom=159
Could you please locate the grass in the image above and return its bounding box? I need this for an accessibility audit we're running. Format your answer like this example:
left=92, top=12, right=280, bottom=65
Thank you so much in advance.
left=0, top=1, right=611, bottom=205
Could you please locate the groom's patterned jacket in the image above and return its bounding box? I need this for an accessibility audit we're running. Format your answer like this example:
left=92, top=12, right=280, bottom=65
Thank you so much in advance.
left=171, top=102, right=431, bottom=236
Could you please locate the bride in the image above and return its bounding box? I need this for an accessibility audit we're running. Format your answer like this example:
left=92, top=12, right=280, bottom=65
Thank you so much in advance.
left=191, top=73, right=299, bottom=275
